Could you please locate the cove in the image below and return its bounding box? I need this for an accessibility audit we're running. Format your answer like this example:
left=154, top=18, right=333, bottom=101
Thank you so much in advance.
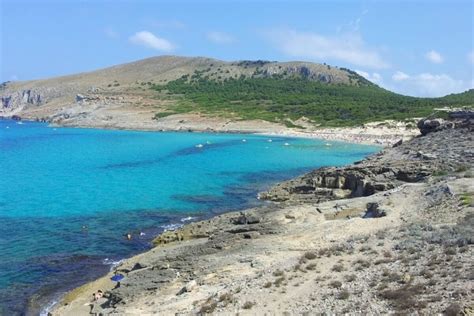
left=0, top=119, right=379, bottom=314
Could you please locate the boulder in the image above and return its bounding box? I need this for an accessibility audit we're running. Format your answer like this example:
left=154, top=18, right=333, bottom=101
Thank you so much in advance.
left=75, top=94, right=86, bottom=102
left=177, top=280, right=197, bottom=295
left=417, top=118, right=441, bottom=135
left=232, top=212, right=261, bottom=225
left=392, top=139, right=403, bottom=148
left=362, top=202, right=387, bottom=218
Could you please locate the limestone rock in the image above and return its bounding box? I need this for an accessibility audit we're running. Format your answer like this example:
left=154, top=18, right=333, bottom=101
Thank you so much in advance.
left=362, top=202, right=387, bottom=218
left=75, top=94, right=86, bottom=102
left=177, top=280, right=197, bottom=295
left=231, top=212, right=261, bottom=225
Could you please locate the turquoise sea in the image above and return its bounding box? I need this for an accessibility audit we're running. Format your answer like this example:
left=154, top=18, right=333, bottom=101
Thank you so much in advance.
left=0, top=119, right=379, bottom=314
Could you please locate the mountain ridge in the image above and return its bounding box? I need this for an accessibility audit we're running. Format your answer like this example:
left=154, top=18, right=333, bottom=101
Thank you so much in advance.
left=1, top=55, right=472, bottom=128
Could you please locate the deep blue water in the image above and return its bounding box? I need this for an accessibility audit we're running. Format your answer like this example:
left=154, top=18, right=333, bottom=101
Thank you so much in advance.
left=0, top=119, right=379, bottom=314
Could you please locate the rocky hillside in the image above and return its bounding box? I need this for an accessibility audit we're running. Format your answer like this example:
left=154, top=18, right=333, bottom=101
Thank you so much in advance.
left=0, top=56, right=361, bottom=117
left=261, top=110, right=474, bottom=203
left=1, top=56, right=473, bottom=128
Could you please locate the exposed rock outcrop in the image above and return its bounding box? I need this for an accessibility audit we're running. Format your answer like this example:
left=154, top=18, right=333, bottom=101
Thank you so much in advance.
left=417, top=110, right=474, bottom=135
left=261, top=112, right=473, bottom=203
left=1, top=89, right=43, bottom=108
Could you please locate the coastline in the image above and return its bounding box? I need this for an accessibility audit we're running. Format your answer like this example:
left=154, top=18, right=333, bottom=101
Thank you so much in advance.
left=3, top=117, right=415, bottom=313
left=49, top=116, right=473, bottom=315
left=52, top=119, right=419, bottom=146
left=2, top=113, right=419, bottom=147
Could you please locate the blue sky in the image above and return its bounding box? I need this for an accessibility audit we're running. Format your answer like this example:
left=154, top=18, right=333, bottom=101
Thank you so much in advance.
left=1, top=0, right=473, bottom=97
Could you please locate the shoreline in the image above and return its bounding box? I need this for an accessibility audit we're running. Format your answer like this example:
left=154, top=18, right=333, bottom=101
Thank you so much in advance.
left=51, top=122, right=419, bottom=147
left=2, top=115, right=419, bottom=146
left=26, top=162, right=317, bottom=315
left=2, top=116, right=419, bottom=314
left=49, top=117, right=473, bottom=315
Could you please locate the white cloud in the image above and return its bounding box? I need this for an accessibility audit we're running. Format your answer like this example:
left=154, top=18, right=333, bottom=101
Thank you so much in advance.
left=425, top=50, right=443, bottom=64
left=389, top=71, right=472, bottom=97
left=104, top=27, right=119, bottom=39
left=129, top=31, right=175, bottom=52
left=468, top=51, right=474, bottom=64
left=265, top=29, right=389, bottom=69
left=392, top=71, right=410, bottom=81
left=337, top=9, right=369, bottom=33
left=206, top=31, right=235, bottom=44
left=355, top=70, right=383, bottom=85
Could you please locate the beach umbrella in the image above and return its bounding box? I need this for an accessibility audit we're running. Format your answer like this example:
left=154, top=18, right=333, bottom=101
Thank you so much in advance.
left=111, top=274, right=124, bottom=282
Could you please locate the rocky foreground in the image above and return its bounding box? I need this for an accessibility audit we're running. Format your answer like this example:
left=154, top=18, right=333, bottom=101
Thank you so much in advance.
left=51, top=113, right=473, bottom=315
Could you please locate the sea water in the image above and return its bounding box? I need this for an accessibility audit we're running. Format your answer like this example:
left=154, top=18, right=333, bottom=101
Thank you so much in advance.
left=0, top=119, right=379, bottom=314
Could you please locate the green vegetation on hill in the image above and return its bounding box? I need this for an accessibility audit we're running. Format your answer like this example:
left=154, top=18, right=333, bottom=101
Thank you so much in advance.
left=152, top=72, right=474, bottom=127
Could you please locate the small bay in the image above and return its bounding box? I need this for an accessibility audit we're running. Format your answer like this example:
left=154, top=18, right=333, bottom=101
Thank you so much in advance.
left=0, top=119, right=379, bottom=314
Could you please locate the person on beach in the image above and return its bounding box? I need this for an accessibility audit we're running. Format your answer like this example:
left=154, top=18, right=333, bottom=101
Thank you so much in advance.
left=92, top=290, right=103, bottom=301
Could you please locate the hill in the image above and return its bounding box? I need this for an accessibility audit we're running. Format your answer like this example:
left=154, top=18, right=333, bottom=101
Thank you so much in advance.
left=1, top=55, right=472, bottom=128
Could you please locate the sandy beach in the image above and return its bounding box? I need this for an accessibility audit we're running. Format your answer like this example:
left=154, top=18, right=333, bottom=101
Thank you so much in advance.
left=43, top=111, right=420, bottom=147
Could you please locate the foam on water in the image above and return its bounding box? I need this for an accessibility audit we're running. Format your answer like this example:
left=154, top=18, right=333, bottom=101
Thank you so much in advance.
left=0, top=119, right=379, bottom=314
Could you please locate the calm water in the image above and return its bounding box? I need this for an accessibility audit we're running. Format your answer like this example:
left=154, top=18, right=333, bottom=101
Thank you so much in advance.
left=0, top=119, right=379, bottom=314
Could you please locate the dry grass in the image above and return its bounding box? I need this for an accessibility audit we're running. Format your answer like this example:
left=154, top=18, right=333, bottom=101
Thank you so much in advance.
left=328, top=280, right=342, bottom=289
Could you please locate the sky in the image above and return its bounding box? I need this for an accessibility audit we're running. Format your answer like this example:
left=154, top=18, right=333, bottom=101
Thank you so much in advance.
left=1, top=0, right=473, bottom=97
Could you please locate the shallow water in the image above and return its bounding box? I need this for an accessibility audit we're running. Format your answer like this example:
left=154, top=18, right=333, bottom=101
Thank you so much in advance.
left=0, top=119, right=379, bottom=314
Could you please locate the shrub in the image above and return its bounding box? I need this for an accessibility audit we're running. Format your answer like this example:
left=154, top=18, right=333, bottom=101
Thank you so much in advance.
left=274, top=277, right=285, bottom=287
left=455, top=165, right=469, bottom=172
left=151, top=75, right=474, bottom=127
left=304, top=251, right=317, bottom=260
left=332, top=264, right=345, bottom=272
left=444, top=303, right=462, bottom=316
left=199, top=299, right=217, bottom=314
left=218, top=292, right=233, bottom=303
left=306, top=263, right=317, bottom=271
left=344, top=274, right=356, bottom=282
left=337, top=289, right=350, bottom=300
left=354, top=259, right=371, bottom=270
left=444, top=247, right=457, bottom=255
left=460, top=193, right=473, bottom=207
left=328, top=280, right=342, bottom=288
left=378, top=284, right=426, bottom=311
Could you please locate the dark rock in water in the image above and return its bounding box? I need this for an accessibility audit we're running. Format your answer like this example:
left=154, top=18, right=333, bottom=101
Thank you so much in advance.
left=11, top=114, right=21, bottom=121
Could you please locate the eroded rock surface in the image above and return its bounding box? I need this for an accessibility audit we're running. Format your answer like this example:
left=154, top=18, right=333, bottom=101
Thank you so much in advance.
left=261, top=115, right=473, bottom=203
